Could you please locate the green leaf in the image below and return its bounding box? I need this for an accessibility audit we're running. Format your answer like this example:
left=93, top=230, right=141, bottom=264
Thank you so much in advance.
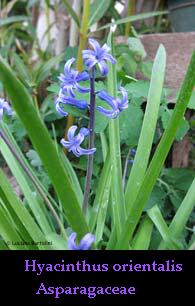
left=0, top=240, right=9, bottom=250
left=61, top=0, right=80, bottom=28
left=47, top=84, right=60, bottom=94
left=34, top=53, right=65, bottom=84
left=26, top=149, right=42, bottom=167
left=161, top=108, right=189, bottom=141
left=144, top=185, right=167, bottom=211
left=0, top=136, right=53, bottom=235
left=94, top=100, right=109, bottom=133
left=117, top=53, right=137, bottom=77
left=187, top=92, right=195, bottom=109
left=119, top=103, right=143, bottom=146
left=138, top=61, right=153, bottom=79
left=147, top=205, right=182, bottom=250
left=125, top=44, right=166, bottom=219
left=117, top=49, right=195, bottom=250
left=0, top=205, right=28, bottom=250
left=176, top=119, right=189, bottom=141
left=94, top=11, right=169, bottom=32
left=125, top=80, right=150, bottom=99
left=89, top=0, right=111, bottom=27
left=46, top=233, right=68, bottom=250
left=132, top=215, right=153, bottom=250
left=106, top=32, right=126, bottom=242
left=164, top=175, right=195, bottom=244
left=89, top=153, right=111, bottom=244
left=162, top=168, right=195, bottom=192
left=13, top=53, right=32, bottom=86
left=0, top=55, right=89, bottom=240
left=0, top=170, right=52, bottom=250
left=127, top=37, right=147, bottom=58
left=0, top=16, right=31, bottom=26
left=59, top=150, right=83, bottom=206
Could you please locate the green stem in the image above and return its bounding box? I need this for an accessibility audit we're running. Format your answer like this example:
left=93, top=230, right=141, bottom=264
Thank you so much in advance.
left=77, top=0, right=90, bottom=72
left=125, top=0, right=135, bottom=36
left=65, top=0, right=90, bottom=149
left=33, top=94, right=39, bottom=113
left=122, top=149, right=131, bottom=189
left=82, top=67, right=96, bottom=215
left=45, top=0, right=51, bottom=45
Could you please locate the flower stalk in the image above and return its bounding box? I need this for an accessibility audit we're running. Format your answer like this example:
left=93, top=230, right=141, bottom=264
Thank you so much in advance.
left=65, top=0, right=90, bottom=146
left=125, top=0, right=135, bottom=36
left=82, top=67, right=96, bottom=214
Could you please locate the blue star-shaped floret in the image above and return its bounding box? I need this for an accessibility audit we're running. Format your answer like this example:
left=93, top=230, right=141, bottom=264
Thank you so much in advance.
left=0, top=98, right=12, bottom=120
left=58, top=58, right=90, bottom=97
left=68, top=232, right=95, bottom=250
left=97, top=86, right=128, bottom=119
left=60, top=125, right=96, bottom=157
left=82, top=39, right=117, bottom=75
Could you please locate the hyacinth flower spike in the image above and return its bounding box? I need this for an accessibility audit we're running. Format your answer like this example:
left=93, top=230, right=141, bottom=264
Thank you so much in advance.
left=97, top=86, right=128, bottom=119
left=68, top=232, right=95, bottom=250
left=0, top=98, right=12, bottom=120
left=82, top=38, right=117, bottom=75
left=60, top=125, right=96, bottom=157
left=58, top=58, right=90, bottom=97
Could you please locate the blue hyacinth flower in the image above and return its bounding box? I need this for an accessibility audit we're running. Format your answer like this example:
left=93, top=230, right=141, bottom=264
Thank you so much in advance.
left=58, top=58, right=90, bottom=97
left=55, top=89, right=88, bottom=116
left=97, top=86, right=128, bottom=119
left=68, top=232, right=95, bottom=250
left=60, top=125, right=96, bottom=157
left=82, top=38, right=117, bottom=75
left=0, top=98, right=12, bottom=120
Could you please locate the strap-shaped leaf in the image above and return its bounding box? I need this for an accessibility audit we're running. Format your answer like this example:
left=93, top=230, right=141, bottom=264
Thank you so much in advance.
left=116, top=49, right=195, bottom=249
left=0, top=55, right=89, bottom=240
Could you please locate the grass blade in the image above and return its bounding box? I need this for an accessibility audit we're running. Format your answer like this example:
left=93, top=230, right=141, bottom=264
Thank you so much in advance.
left=0, top=16, right=30, bottom=26
left=93, top=11, right=169, bottom=32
